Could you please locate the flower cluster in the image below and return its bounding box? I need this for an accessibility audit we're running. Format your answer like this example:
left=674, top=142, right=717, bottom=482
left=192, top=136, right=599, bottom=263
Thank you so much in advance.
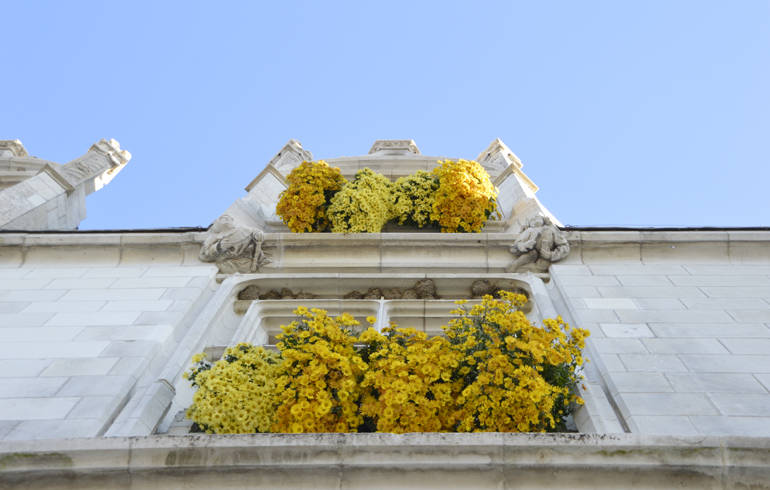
left=276, top=160, right=347, bottom=232
left=431, top=159, right=499, bottom=233
left=359, top=326, right=459, bottom=432
left=272, top=307, right=367, bottom=432
left=183, top=344, right=279, bottom=434
left=327, top=168, right=393, bottom=233
left=185, top=293, right=588, bottom=434
left=276, top=160, right=499, bottom=233
left=445, top=292, right=589, bottom=432
left=391, top=170, right=439, bottom=228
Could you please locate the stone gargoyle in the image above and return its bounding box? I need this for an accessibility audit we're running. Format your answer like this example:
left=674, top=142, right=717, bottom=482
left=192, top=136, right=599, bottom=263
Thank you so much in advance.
left=199, top=214, right=270, bottom=274
left=506, top=216, right=570, bottom=273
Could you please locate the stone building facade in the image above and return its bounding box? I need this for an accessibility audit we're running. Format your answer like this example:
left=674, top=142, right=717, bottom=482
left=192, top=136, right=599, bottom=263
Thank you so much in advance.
left=0, top=138, right=768, bottom=488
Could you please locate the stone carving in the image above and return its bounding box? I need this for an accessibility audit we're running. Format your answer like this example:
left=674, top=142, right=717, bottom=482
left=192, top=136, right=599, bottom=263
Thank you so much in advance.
left=199, top=215, right=270, bottom=274
left=506, top=216, right=570, bottom=273
left=61, top=139, right=131, bottom=184
left=0, top=140, right=29, bottom=158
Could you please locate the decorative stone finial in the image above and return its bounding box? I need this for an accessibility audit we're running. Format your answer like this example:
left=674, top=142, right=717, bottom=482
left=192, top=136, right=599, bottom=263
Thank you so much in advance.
left=199, top=214, right=270, bottom=274
left=269, top=139, right=313, bottom=176
left=368, top=140, right=420, bottom=155
left=506, top=216, right=570, bottom=273
left=477, top=138, right=522, bottom=176
left=0, top=140, right=29, bottom=158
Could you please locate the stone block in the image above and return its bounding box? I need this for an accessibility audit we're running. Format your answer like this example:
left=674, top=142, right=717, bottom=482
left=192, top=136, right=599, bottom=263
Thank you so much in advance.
left=600, top=354, right=626, bottom=371
left=719, top=338, right=770, bottom=355
left=111, top=277, right=192, bottom=289
left=160, top=287, right=205, bottom=301
left=58, top=375, right=134, bottom=397
left=40, top=358, right=119, bottom=377
left=616, top=275, right=673, bottom=286
left=0, top=341, right=108, bottom=359
left=680, top=298, right=768, bottom=310
left=60, top=288, right=166, bottom=301
left=24, top=268, right=86, bottom=279
left=666, top=374, right=767, bottom=393
left=45, top=278, right=116, bottom=289
left=556, top=275, right=620, bottom=286
left=606, top=373, right=673, bottom=393
left=101, top=340, right=159, bottom=358
left=689, top=415, right=770, bottom=437
left=0, top=290, right=66, bottom=302
left=0, top=360, right=50, bottom=377
left=669, top=275, right=770, bottom=286
left=4, top=418, right=104, bottom=440
left=597, top=286, right=706, bottom=298
left=680, top=355, right=770, bottom=373
left=67, top=395, right=125, bottom=420
left=683, top=265, right=770, bottom=275
left=0, top=312, right=55, bottom=327
left=633, top=298, right=685, bottom=310
left=707, top=393, right=770, bottom=416
left=0, top=397, right=78, bottom=420
left=701, top=286, right=770, bottom=298
left=584, top=298, right=637, bottom=309
left=589, top=264, right=688, bottom=275
left=0, top=279, right=52, bottom=290
left=601, top=323, right=654, bottom=338
left=0, top=378, right=67, bottom=398
left=649, top=323, right=770, bottom=338
left=620, top=393, right=718, bottom=416
left=727, top=310, right=770, bottom=322
left=620, top=354, right=688, bottom=372
left=109, top=357, right=147, bottom=377
left=143, top=265, right=216, bottom=277
left=47, top=311, right=140, bottom=326
left=83, top=267, right=146, bottom=278
left=642, top=338, right=728, bottom=354
left=573, top=309, right=620, bottom=323
left=560, top=286, right=601, bottom=298
left=0, top=327, right=83, bottom=342
left=101, top=300, right=173, bottom=312
left=591, top=338, right=648, bottom=354
left=0, top=302, right=28, bottom=314
left=626, top=415, right=699, bottom=435
left=22, top=301, right=105, bottom=313
left=134, top=311, right=182, bottom=326
left=615, top=309, right=732, bottom=323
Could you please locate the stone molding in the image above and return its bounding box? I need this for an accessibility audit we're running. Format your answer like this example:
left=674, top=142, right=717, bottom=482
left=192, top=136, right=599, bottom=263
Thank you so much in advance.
left=368, top=139, right=420, bottom=155
left=0, top=433, right=768, bottom=489
left=0, top=139, right=29, bottom=158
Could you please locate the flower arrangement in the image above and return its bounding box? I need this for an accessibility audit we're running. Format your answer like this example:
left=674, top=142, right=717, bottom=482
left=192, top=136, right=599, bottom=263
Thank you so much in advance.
left=276, top=160, right=347, bottom=232
left=185, top=292, right=588, bottom=434
left=431, top=159, right=500, bottom=233
left=445, top=291, right=588, bottom=432
left=327, top=168, right=393, bottom=233
left=391, top=170, right=440, bottom=228
left=359, top=326, right=459, bottom=432
left=275, top=160, right=499, bottom=233
left=271, top=307, right=367, bottom=432
left=184, top=344, right=279, bottom=433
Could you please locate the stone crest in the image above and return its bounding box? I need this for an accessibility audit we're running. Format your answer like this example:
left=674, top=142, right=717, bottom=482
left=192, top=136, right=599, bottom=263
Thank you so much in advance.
left=199, top=214, right=270, bottom=274
left=506, top=216, right=570, bottom=273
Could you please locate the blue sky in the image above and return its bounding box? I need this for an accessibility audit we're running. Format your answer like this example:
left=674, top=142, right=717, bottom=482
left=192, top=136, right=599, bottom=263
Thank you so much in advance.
left=2, top=1, right=768, bottom=229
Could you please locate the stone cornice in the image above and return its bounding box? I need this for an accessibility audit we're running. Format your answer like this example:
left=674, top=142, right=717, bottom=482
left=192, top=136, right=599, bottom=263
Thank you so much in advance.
left=0, top=433, right=767, bottom=488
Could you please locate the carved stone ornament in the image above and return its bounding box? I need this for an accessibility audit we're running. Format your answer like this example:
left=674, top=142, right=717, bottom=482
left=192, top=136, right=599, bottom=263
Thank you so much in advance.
left=199, top=214, right=270, bottom=274
left=506, top=216, right=570, bottom=273
left=368, top=140, right=420, bottom=155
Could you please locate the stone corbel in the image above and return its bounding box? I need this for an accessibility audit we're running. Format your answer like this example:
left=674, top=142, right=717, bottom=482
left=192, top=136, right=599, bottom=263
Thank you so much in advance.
left=199, top=214, right=271, bottom=274
left=506, top=216, right=570, bottom=273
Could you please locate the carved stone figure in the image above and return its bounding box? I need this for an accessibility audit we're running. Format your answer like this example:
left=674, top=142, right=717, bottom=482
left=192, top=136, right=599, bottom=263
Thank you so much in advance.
left=506, top=216, right=570, bottom=273
left=199, top=214, right=270, bottom=274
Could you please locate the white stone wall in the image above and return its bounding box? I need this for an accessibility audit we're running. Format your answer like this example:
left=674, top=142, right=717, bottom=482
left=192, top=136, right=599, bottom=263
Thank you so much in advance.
left=0, top=252, right=216, bottom=440
left=553, top=239, right=770, bottom=437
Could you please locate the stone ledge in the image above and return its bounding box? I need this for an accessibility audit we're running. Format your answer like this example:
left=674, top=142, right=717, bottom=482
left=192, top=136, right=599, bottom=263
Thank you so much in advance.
left=0, top=433, right=768, bottom=489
